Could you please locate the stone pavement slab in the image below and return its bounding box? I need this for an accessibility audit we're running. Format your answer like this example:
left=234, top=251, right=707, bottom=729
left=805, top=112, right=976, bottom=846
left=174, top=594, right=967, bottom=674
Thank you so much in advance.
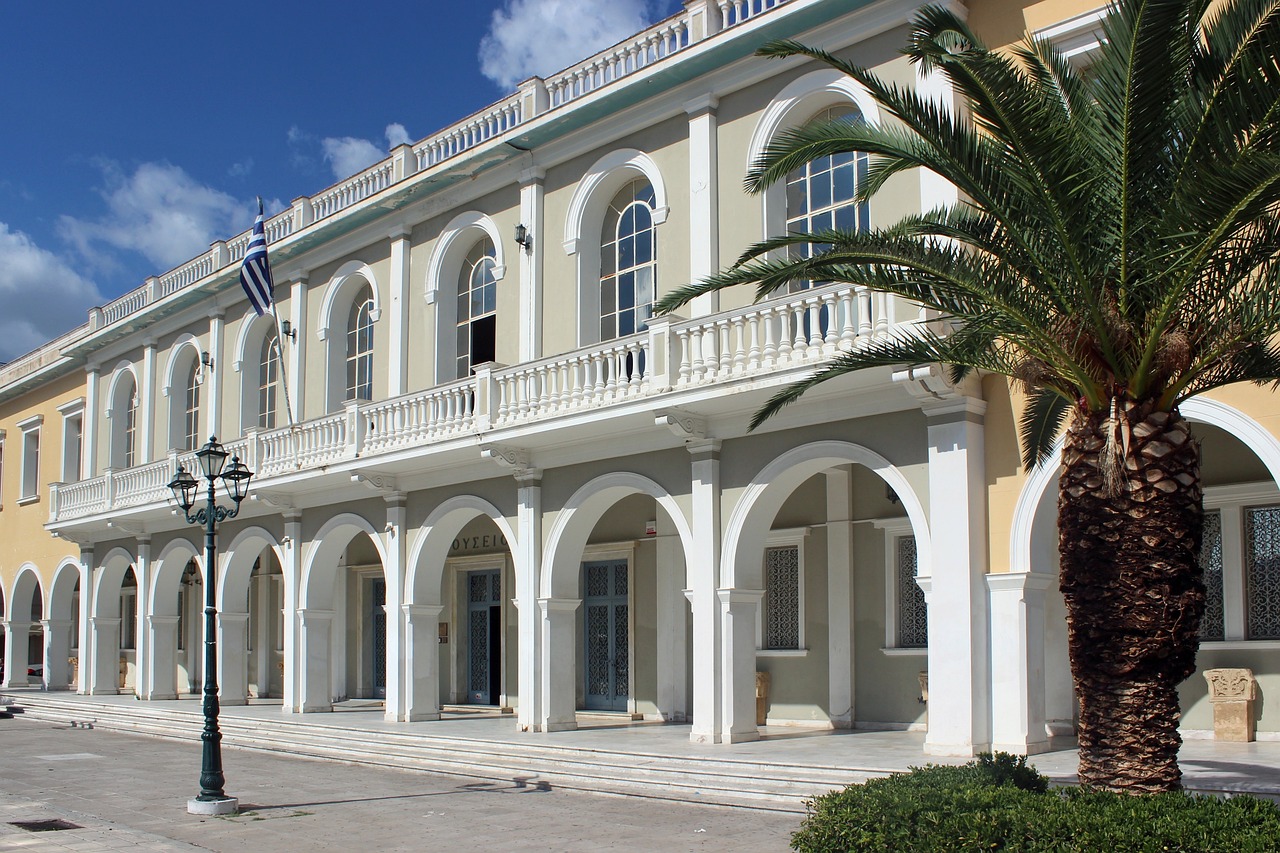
left=0, top=717, right=800, bottom=852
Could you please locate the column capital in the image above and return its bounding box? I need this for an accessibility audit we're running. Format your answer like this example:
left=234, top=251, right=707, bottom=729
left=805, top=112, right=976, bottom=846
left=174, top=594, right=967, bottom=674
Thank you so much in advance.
left=893, top=364, right=986, bottom=420
left=146, top=615, right=180, bottom=627
left=684, top=93, right=719, bottom=117
left=402, top=603, right=446, bottom=620
left=537, top=597, right=581, bottom=614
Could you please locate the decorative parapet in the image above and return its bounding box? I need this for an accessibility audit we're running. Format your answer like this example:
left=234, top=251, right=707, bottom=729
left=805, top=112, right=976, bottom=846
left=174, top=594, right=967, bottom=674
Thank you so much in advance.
left=1203, top=667, right=1257, bottom=742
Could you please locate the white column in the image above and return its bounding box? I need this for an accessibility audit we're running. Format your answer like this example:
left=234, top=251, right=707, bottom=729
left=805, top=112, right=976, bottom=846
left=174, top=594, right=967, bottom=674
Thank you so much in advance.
left=655, top=513, right=688, bottom=721
left=685, top=95, right=720, bottom=317
left=287, top=277, right=308, bottom=422
left=76, top=547, right=93, bottom=693
left=382, top=495, right=408, bottom=721
left=826, top=468, right=855, bottom=728
left=42, top=619, right=73, bottom=690
left=145, top=615, right=180, bottom=699
left=298, top=608, right=334, bottom=712
left=140, top=340, right=157, bottom=460
left=923, top=397, right=991, bottom=756
left=387, top=230, right=411, bottom=396
left=404, top=603, right=445, bottom=721
left=280, top=511, right=303, bottom=712
left=688, top=439, right=722, bottom=742
left=539, top=597, right=580, bottom=731
left=2, top=621, right=31, bottom=688
left=206, top=309, right=225, bottom=439
left=254, top=575, right=272, bottom=697
left=719, top=590, right=761, bottom=742
left=988, top=572, right=1054, bottom=754
left=132, top=537, right=152, bottom=698
left=84, top=367, right=100, bottom=477
left=518, top=167, right=546, bottom=362
left=87, top=617, right=121, bottom=695
left=515, top=469, right=543, bottom=731
left=217, top=611, right=250, bottom=705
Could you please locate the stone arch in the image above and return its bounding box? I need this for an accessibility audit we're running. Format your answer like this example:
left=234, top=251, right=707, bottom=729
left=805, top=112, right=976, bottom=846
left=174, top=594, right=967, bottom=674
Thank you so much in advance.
left=45, top=558, right=82, bottom=690
left=562, top=149, right=670, bottom=346
left=10, top=563, right=44, bottom=621
left=425, top=212, right=509, bottom=384
left=747, top=68, right=882, bottom=246
left=49, top=558, right=81, bottom=623
left=148, top=538, right=203, bottom=618
left=220, top=526, right=284, bottom=613
left=301, top=512, right=388, bottom=610
left=406, top=495, right=518, bottom=606
left=316, top=260, right=381, bottom=411
left=91, top=547, right=136, bottom=619
left=542, top=471, right=694, bottom=600
left=722, top=440, right=930, bottom=590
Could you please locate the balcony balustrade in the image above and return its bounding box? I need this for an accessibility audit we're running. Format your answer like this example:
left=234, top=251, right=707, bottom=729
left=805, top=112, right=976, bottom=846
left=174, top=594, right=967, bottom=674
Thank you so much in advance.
left=49, top=280, right=900, bottom=524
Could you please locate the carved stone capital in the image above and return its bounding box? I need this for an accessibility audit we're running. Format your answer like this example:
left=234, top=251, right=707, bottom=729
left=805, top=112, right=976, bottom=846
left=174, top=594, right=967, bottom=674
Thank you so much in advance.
left=656, top=408, right=706, bottom=442
left=481, top=444, right=540, bottom=481
left=892, top=363, right=986, bottom=418
left=1204, top=667, right=1257, bottom=702
left=351, top=471, right=399, bottom=493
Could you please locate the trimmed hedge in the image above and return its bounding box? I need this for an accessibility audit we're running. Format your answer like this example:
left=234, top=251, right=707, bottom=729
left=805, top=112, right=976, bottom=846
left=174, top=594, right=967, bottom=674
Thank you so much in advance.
left=791, top=753, right=1280, bottom=852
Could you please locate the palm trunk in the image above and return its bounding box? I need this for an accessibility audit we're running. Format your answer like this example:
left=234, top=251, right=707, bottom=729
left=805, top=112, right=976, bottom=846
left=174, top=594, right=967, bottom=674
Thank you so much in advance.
left=1058, top=400, right=1204, bottom=793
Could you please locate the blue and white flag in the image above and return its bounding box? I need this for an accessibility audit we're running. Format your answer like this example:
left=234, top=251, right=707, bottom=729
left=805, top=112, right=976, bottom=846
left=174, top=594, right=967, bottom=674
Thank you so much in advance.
left=239, top=198, right=274, bottom=316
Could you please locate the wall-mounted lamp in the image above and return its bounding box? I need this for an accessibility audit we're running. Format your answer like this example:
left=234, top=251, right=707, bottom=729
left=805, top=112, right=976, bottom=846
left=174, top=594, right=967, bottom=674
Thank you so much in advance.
left=280, top=320, right=297, bottom=342
left=201, top=351, right=214, bottom=373
left=514, top=223, right=532, bottom=251
left=886, top=485, right=900, bottom=505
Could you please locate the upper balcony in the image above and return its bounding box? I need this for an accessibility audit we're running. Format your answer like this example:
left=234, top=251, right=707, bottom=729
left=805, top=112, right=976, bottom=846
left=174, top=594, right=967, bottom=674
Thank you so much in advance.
left=49, top=282, right=907, bottom=529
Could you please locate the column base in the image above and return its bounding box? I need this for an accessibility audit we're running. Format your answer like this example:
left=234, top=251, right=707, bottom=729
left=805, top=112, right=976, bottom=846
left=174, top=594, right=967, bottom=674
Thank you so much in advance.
left=187, top=796, right=238, bottom=816
left=544, top=720, right=578, bottom=732
left=219, top=698, right=247, bottom=707
left=991, top=739, right=1053, bottom=756
left=923, top=740, right=990, bottom=758
left=723, top=728, right=760, bottom=744
left=87, top=687, right=119, bottom=696
left=301, top=704, right=333, bottom=713
left=145, top=692, right=178, bottom=701
left=407, top=712, right=441, bottom=722
left=1, top=678, right=29, bottom=689
left=689, top=730, right=721, bottom=744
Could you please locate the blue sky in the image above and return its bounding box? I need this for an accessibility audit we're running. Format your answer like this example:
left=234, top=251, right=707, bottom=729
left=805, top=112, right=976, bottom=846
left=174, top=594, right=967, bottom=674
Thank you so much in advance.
left=0, top=0, right=682, bottom=361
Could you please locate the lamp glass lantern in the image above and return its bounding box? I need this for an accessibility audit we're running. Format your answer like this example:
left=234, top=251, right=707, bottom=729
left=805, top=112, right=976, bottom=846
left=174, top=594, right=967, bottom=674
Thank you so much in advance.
left=195, top=436, right=229, bottom=479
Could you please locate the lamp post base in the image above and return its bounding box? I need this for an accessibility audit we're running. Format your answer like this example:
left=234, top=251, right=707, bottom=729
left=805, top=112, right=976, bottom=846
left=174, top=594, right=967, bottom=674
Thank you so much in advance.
left=187, top=796, right=239, bottom=816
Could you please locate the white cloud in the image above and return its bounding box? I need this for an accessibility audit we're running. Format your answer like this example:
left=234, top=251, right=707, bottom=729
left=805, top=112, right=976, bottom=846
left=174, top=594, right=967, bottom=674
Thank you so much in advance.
left=478, top=0, right=657, bottom=90
left=59, top=161, right=250, bottom=271
left=320, top=124, right=413, bottom=180
left=0, top=223, right=103, bottom=362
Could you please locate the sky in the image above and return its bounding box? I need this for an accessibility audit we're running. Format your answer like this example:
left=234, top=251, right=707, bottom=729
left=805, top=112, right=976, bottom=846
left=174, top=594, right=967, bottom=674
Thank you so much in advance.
left=0, top=0, right=683, bottom=363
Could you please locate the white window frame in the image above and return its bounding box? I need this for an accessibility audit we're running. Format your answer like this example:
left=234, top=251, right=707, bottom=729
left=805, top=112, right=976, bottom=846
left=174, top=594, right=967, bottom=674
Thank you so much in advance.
left=757, top=527, right=808, bottom=656
left=874, top=518, right=927, bottom=656
left=16, top=413, right=43, bottom=505
left=57, top=398, right=84, bottom=484
left=1203, top=481, right=1280, bottom=648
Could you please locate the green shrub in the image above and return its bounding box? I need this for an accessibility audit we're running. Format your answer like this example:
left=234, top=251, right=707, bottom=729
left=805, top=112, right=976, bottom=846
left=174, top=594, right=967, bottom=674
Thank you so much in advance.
left=790, top=752, right=1280, bottom=852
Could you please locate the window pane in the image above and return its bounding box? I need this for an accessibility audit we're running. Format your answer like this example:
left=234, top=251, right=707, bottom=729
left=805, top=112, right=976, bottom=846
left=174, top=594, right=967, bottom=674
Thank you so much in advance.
left=619, top=271, right=634, bottom=310
left=897, top=536, right=927, bottom=647
left=765, top=545, right=800, bottom=649
left=1246, top=506, right=1280, bottom=639
left=1200, top=511, right=1224, bottom=641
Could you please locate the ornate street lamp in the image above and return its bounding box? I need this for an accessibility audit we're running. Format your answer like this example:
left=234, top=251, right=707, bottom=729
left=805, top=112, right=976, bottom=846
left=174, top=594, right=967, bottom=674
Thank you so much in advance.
left=168, top=436, right=252, bottom=815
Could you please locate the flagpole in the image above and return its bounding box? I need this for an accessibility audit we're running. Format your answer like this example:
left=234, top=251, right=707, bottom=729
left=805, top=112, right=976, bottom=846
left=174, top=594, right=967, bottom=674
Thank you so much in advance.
left=270, top=308, right=297, bottom=428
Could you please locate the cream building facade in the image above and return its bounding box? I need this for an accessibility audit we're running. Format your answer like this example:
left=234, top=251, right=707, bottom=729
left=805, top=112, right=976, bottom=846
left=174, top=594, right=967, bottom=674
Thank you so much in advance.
left=4, top=0, right=1277, bottom=756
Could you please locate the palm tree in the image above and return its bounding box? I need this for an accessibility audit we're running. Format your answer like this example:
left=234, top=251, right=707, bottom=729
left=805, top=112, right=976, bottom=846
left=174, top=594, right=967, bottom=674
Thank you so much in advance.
left=655, top=0, right=1280, bottom=793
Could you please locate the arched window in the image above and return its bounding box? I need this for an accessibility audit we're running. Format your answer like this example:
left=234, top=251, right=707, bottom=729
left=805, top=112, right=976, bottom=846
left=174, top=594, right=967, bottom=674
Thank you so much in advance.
left=346, top=286, right=375, bottom=401
left=182, top=362, right=201, bottom=451
left=599, top=179, right=657, bottom=341
left=259, top=333, right=280, bottom=429
left=456, top=237, right=498, bottom=377
left=784, top=105, right=868, bottom=291
left=121, top=382, right=138, bottom=468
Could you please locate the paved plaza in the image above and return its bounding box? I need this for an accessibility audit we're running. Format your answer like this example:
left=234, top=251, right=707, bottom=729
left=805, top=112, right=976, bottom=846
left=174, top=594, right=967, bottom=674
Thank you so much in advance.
left=0, top=717, right=800, bottom=852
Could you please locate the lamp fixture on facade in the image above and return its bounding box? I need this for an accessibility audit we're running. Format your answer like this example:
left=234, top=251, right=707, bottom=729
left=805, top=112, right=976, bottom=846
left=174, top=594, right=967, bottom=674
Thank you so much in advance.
left=200, top=351, right=214, bottom=372
left=280, top=320, right=297, bottom=342
left=514, top=223, right=532, bottom=251
left=167, top=435, right=254, bottom=816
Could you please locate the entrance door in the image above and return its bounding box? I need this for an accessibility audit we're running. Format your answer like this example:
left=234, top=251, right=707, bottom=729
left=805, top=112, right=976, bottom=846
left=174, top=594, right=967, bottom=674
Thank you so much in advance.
left=583, top=560, right=629, bottom=711
left=467, top=569, right=502, bottom=705
left=371, top=578, right=386, bottom=698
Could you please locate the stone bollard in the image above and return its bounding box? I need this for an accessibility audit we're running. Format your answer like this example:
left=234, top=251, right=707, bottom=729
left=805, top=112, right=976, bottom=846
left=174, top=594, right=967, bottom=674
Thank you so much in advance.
left=1204, top=668, right=1257, bottom=742
left=755, top=671, right=771, bottom=727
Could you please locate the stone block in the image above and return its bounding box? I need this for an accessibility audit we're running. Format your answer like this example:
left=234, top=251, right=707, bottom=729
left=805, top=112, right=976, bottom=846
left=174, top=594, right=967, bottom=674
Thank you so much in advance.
left=1204, top=667, right=1257, bottom=743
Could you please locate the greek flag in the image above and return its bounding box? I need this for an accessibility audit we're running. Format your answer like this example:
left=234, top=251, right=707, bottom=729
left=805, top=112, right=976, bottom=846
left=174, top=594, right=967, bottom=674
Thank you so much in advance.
left=239, top=198, right=274, bottom=316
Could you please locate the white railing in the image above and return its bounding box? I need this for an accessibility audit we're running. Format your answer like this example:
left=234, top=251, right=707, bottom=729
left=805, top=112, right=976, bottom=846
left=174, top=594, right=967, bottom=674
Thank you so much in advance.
left=51, top=280, right=899, bottom=524
left=362, top=380, right=478, bottom=455
left=414, top=96, right=525, bottom=171
left=100, top=289, right=149, bottom=326
left=158, top=254, right=215, bottom=298
left=547, top=14, right=693, bottom=108
left=490, top=335, right=652, bottom=426
left=0, top=324, right=87, bottom=383
left=310, top=161, right=397, bottom=221
left=719, top=0, right=790, bottom=28
left=670, top=283, right=886, bottom=387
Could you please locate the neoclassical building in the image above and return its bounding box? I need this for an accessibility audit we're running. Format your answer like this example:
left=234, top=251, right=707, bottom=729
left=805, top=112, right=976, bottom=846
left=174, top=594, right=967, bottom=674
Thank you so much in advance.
left=4, top=0, right=1278, bottom=756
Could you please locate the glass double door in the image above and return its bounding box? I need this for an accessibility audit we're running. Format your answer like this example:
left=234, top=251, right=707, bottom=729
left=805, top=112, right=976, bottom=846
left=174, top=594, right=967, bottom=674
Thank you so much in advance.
left=583, top=560, right=629, bottom=712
